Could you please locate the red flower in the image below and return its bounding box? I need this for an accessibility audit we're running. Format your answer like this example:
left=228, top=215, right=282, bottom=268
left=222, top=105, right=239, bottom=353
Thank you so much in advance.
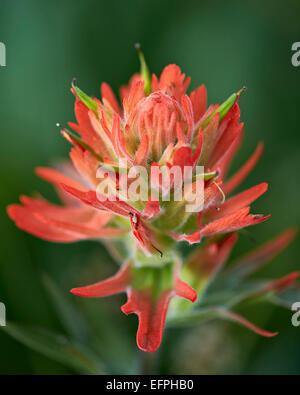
left=7, top=51, right=298, bottom=352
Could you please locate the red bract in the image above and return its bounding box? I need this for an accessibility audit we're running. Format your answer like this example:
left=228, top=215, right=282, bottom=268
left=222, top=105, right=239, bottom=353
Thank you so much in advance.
left=71, top=261, right=196, bottom=352
left=7, top=52, right=298, bottom=352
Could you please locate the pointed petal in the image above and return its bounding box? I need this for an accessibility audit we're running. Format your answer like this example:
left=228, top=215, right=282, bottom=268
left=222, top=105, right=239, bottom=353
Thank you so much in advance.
left=71, top=262, right=131, bottom=297
left=175, top=277, right=197, bottom=302
left=32, top=212, right=127, bottom=239
left=258, top=272, right=300, bottom=295
left=174, top=210, right=265, bottom=245
left=7, top=204, right=84, bottom=242
left=187, top=233, right=238, bottom=278
left=176, top=122, right=187, bottom=145
left=19, top=195, right=107, bottom=224
left=229, top=228, right=297, bottom=275
left=120, top=73, right=142, bottom=102
left=7, top=196, right=123, bottom=242
left=112, top=114, right=133, bottom=162
left=170, top=230, right=201, bottom=244
left=223, top=143, right=264, bottom=195
left=209, top=112, right=243, bottom=168
left=142, top=196, right=160, bottom=220
left=216, top=308, right=278, bottom=337
left=207, top=183, right=268, bottom=220
left=60, top=184, right=139, bottom=217
left=134, top=134, right=149, bottom=166
left=190, top=85, right=207, bottom=124
left=153, top=64, right=190, bottom=101
left=35, top=167, right=86, bottom=191
left=70, top=98, right=107, bottom=158
left=214, top=131, right=243, bottom=180
left=123, top=80, right=145, bottom=120
left=69, top=147, right=99, bottom=188
left=192, top=128, right=203, bottom=167
left=181, top=94, right=194, bottom=142
left=200, top=206, right=270, bottom=237
left=101, top=82, right=122, bottom=115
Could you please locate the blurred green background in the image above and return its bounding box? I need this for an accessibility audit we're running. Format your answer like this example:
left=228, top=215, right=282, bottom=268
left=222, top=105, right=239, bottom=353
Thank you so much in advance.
left=1, top=0, right=300, bottom=374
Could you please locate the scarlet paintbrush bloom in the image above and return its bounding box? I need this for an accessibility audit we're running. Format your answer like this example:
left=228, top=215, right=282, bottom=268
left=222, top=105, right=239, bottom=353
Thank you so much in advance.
left=7, top=48, right=298, bottom=352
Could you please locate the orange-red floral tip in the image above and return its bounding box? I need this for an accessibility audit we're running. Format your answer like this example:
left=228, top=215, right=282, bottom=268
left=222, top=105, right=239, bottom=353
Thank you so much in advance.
left=7, top=49, right=298, bottom=352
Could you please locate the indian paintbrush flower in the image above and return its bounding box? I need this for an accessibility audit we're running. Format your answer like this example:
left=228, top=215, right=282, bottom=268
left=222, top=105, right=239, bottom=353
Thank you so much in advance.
left=7, top=47, right=299, bottom=352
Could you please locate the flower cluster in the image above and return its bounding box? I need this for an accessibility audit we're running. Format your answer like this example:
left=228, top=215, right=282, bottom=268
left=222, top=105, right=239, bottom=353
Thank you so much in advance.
left=8, top=49, right=298, bottom=352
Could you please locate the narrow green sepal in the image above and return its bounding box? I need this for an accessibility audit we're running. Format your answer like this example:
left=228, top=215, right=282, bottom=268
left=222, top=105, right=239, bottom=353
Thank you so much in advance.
left=201, top=86, right=247, bottom=129
left=193, top=170, right=218, bottom=182
left=72, top=79, right=99, bottom=117
left=60, top=127, right=102, bottom=161
left=135, top=44, right=152, bottom=96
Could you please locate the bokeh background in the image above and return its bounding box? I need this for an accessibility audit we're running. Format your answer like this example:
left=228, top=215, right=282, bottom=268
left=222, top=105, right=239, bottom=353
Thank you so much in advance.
left=0, top=0, right=300, bottom=374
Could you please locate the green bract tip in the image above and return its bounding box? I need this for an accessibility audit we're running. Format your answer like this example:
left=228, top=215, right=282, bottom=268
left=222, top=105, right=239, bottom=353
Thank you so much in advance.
left=201, top=86, right=247, bottom=129
left=72, top=79, right=98, bottom=117
left=135, top=43, right=152, bottom=96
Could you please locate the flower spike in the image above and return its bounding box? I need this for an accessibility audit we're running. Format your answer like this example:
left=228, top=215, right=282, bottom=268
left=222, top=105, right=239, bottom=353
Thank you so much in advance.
left=7, top=53, right=297, bottom=354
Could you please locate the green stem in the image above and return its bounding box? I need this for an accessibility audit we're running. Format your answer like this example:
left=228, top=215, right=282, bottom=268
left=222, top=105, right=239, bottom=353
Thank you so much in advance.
left=139, top=349, right=158, bottom=375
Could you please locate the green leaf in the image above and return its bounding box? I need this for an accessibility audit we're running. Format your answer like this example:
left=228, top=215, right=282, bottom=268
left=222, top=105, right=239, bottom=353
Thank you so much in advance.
left=42, top=274, right=91, bottom=343
left=195, top=170, right=218, bottom=182
left=72, top=81, right=98, bottom=116
left=167, top=307, right=218, bottom=327
left=1, top=322, right=104, bottom=374
left=198, top=279, right=271, bottom=309
left=270, top=286, right=300, bottom=309
left=201, top=86, right=246, bottom=129
left=168, top=306, right=278, bottom=338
